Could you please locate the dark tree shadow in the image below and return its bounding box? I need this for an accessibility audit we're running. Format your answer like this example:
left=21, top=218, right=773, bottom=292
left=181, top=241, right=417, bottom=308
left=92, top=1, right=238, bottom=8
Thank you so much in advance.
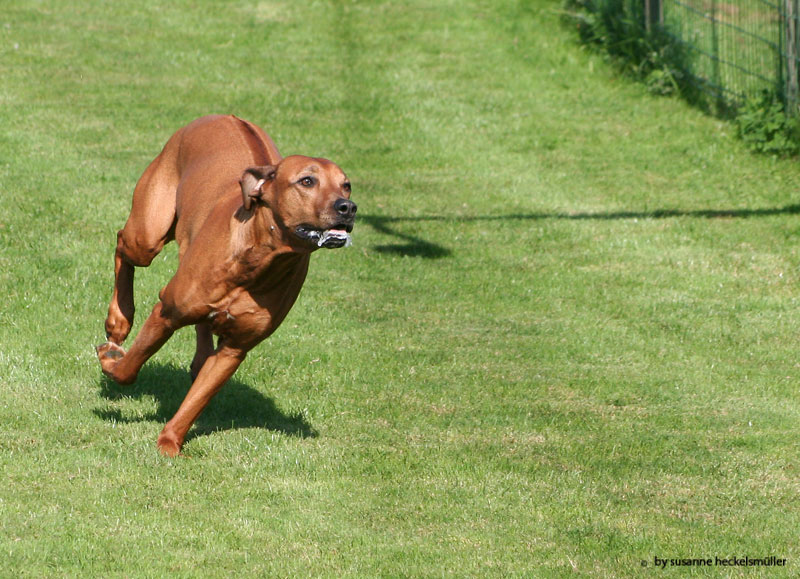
left=361, top=214, right=452, bottom=258
left=94, top=363, right=317, bottom=444
left=361, top=204, right=800, bottom=258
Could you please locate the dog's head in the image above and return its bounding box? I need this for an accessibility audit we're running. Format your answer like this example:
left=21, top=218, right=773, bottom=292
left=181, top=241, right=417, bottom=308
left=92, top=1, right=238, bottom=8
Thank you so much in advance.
left=240, top=155, right=357, bottom=249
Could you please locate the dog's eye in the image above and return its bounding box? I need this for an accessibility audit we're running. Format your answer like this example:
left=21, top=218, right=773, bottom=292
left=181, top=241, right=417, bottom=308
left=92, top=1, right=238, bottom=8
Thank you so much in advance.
left=299, top=176, right=316, bottom=187
left=342, top=182, right=351, bottom=193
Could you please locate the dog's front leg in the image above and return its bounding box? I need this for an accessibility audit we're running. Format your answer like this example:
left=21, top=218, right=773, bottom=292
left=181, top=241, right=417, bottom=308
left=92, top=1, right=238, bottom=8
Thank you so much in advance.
left=97, top=301, right=176, bottom=385
left=157, top=344, right=246, bottom=457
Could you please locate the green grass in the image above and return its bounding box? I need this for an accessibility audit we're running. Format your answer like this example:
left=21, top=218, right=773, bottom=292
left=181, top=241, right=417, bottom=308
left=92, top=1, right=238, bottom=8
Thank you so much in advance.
left=2, top=0, right=800, bottom=576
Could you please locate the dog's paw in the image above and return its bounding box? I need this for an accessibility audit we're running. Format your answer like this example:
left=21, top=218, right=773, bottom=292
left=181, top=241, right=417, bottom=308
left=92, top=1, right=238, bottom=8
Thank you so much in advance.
left=157, top=431, right=183, bottom=458
left=95, top=342, right=125, bottom=360
left=96, top=341, right=126, bottom=360
left=96, top=341, right=129, bottom=382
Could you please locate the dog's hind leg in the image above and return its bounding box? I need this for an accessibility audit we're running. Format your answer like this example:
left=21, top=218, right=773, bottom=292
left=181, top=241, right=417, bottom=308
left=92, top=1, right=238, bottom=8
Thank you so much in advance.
left=103, top=148, right=179, bottom=346
left=104, top=231, right=137, bottom=344
left=190, top=322, right=215, bottom=381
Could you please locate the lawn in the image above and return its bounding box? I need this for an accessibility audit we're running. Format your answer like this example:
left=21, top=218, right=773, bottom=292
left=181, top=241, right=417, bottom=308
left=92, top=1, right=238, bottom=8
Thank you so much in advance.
left=1, top=0, right=800, bottom=576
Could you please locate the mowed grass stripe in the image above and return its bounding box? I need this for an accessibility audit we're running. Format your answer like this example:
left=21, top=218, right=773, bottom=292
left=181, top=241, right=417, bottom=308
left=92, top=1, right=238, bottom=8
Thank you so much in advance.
left=1, top=0, right=800, bottom=576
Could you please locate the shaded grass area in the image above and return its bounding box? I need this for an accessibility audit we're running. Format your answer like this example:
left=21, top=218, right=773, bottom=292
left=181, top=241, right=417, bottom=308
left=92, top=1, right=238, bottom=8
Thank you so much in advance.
left=1, top=0, right=800, bottom=576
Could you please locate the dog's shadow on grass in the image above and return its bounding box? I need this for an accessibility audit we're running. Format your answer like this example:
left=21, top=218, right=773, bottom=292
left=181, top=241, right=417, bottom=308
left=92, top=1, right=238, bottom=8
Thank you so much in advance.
left=94, top=363, right=317, bottom=443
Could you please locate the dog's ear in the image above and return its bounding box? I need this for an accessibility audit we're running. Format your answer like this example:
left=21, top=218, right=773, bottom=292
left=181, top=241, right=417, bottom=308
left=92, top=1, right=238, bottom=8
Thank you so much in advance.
left=240, top=165, right=276, bottom=211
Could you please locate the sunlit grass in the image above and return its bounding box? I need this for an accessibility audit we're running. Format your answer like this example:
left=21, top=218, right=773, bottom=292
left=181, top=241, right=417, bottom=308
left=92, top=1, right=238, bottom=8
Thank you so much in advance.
left=1, top=0, right=800, bottom=575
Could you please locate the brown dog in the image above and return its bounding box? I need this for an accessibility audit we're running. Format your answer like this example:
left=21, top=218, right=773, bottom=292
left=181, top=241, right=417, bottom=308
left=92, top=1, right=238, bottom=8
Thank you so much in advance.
left=96, top=115, right=356, bottom=456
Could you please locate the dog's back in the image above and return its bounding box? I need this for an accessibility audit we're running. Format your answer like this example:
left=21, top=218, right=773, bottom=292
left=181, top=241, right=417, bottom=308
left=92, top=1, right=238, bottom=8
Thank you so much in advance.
left=166, top=116, right=283, bottom=247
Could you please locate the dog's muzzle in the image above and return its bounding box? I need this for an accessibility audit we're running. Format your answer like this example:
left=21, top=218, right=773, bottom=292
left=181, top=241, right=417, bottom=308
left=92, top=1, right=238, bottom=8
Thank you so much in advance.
left=296, top=197, right=356, bottom=248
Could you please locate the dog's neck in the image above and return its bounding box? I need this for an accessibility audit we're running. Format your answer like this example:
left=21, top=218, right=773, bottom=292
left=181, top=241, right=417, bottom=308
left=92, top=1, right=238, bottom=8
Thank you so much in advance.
left=228, top=203, right=310, bottom=288
left=236, top=203, right=301, bottom=248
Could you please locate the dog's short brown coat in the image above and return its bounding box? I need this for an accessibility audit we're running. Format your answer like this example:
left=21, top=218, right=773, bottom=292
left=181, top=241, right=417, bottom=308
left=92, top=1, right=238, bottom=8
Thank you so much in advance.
left=97, top=115, right=356, bottom=456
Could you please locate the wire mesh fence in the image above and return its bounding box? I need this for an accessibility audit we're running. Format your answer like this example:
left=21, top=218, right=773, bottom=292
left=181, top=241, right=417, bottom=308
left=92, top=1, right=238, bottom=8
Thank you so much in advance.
left=653, top=0, right=800, bottom=112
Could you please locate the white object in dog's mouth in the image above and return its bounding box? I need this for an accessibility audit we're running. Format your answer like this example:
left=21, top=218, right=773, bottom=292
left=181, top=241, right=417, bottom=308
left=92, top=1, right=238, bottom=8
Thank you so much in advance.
left=317, top=229, right=352, bottom=248
left=298, top=226, right=352, bottom=248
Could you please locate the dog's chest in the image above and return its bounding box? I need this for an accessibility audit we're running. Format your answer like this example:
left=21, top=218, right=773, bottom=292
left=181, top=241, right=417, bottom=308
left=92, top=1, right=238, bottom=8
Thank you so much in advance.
left=205, top=276, right=304, bottom=345
left=207, top=289, right=268, bottom=337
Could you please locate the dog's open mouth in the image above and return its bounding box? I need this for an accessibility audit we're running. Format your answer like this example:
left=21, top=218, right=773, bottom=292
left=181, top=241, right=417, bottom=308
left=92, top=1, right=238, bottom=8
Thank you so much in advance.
left=296, top=225, right=353, bottom=248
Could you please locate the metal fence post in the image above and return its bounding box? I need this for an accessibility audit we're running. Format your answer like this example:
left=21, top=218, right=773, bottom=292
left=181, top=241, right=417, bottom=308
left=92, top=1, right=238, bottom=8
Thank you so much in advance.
left=710, top=0, right=724, bottom=110
left=645, top=0, right=662, bottom=31
left=787, top=0, right=799, bottom=113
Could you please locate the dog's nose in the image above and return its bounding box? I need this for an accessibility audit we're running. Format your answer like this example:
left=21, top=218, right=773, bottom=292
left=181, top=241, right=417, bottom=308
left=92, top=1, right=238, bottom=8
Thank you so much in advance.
left=334, top=198, right=357, bottom=218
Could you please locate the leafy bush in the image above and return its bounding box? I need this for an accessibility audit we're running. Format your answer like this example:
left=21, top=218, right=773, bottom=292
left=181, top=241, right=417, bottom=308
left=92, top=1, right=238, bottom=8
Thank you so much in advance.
left=735, top=91, right=800, bottom=156
left=562, top=0, right=799, bottom=155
